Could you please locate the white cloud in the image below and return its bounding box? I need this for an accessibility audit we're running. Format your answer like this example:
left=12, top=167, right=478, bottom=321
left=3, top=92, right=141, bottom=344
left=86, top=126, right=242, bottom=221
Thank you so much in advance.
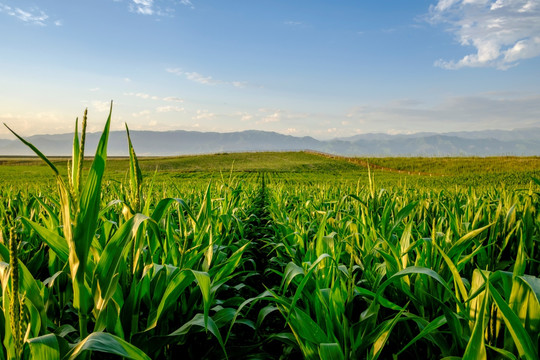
left=124, top=92, right=159, bottom=100
left=132, top=110, right=151, bottom=118
left=252, top=108, right=313, bottom=126
left=0, top=3, right=51, bottom=26
left=185, top=71, right=220, bottom=85
left=163, top=96, right=184, bottom=102
left=91, top=101, right=112, bottom=113
left=430, top=0, right=540, bottom=69
left=89, top=87, right=100, bottom=92
left=193, top=109, right=215, bottom=120
left=130, top=0, right=154, bottom=15
left=179, top=0, right=194, bottom=9
left=156, top=105, right=184, bottom=112
left=237, top=112, right=253, bottom=122
left=166, top=67, right=246, bottom=87
left=1, top=112, right=70, bottom=136
left=127, top=0, right=193, bottom=16
left=257, top=110, right=282, bottom=124
left=166, top=68, right=183, bottom=75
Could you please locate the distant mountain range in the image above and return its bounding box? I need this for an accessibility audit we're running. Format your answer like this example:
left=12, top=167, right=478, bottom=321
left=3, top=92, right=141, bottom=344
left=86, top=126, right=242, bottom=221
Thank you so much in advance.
left=1, top=127, right=539, bottom=156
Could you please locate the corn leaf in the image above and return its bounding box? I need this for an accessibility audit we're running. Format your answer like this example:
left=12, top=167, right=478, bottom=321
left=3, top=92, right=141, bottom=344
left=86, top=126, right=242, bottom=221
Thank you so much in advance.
left=167, top=313, right=227, bottom=358
left=396, top=315, right=447, bottom=356
left=390, top=201, right=418, bottom=235
left=370, top=306, right=406, bottom=360
left=65, top=332, right=151, bottom=360
left=145, top=269, right=195, bottom=331
left=319, top=343, right=345, bottom=360
left=19, top=217, right=69, bottom=263
left=448, top=222, right=494, bottom=259
left=27, top=334, right=61, bottom=360
left=93, top=214, right=156, bottom=316
left=192, top=270, right=212, bottom=329
left=432, top=240, right=468, bottom=302
left=463, top=279, right=488, bottom=360
left=488, top=282, right=539, bottom=360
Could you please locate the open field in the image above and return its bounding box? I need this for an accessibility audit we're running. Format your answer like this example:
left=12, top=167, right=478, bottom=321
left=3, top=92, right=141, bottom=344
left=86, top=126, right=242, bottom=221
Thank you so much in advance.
left=1, top=151, right=539, bottom=186
left=1, top=129, right=539, bottom=359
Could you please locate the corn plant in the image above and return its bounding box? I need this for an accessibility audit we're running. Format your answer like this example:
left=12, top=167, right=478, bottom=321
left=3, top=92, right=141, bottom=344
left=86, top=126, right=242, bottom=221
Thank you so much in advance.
left=0, top=112, right=538, bottom=359
left=3, top=106, right=154, bottom=359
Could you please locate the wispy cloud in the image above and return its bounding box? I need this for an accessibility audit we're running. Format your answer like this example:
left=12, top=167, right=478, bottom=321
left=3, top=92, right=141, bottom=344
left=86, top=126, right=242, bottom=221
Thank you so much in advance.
left=255, top=108, right=285, bottom=124
left=258, top=111, right=282, bottom=124
left=346, top=93, right=540, bottom=132
left=232, top=81, right=248, bottom=88
left=193, top=109, right=215, bottom=120
left=156, top=105, right=184, bottom=112
left=130, top=0, right=155, bottom=15
left=132, top=110, right=151, bottom=118
left=166, top=67, right=247, bottom=87
left=128, top=0, right=193, bottom=16
left=284, top=20, right=303, bottom=26
left=124, top=92, right=159, bottom=100
left=91, top=101, right=113, bottom=113
left=251, top=108, right=312, bottom=126
left=0, top=112, right=71, bottom=136
left=185, top=71, right=220, bottom=85
left=284, top=128, right=297, bottom=134
left=163, top=96, right=184, bottom=102
left=125, top=92, right=185, bottom=108
left=179, top=0, right=194, bottom=9
left=0, top=3, right=57, bottom=26
left=166, top=68, right=183, bottom=76
left=429, top=0, right=540, bottom=69
left=236, top=111, right=253, bottom=122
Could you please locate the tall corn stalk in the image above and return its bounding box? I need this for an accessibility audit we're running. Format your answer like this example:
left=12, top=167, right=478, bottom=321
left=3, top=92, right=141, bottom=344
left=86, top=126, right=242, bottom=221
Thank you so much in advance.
left=4, top=104, right=112, bottom=341
left=8, top=226, right=23, bottom=359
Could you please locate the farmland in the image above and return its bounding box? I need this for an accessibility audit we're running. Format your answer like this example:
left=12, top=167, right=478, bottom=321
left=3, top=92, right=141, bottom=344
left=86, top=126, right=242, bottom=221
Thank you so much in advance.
left=0, top=119, right=539, bottom=359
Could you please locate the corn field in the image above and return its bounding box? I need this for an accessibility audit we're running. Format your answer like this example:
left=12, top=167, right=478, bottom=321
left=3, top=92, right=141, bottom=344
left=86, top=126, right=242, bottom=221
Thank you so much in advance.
left=0, top=109, right=539, bottom=359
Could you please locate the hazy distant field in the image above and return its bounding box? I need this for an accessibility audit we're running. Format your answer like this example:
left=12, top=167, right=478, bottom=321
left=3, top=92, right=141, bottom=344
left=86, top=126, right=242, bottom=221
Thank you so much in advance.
left=2, top=151, right=539, bottom=187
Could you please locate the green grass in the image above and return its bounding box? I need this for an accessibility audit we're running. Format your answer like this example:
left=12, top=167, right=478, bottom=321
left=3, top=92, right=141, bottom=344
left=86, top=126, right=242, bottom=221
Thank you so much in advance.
left=0, top=152, right=364, bottom=184
left=1, top=151, right=539, bottom=188
left=362, top=155, right=540, bottom=175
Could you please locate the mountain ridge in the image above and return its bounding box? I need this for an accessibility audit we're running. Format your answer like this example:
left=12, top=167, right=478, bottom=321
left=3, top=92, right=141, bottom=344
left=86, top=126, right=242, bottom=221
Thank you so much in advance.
left=1, top=127, right=539, bottom=156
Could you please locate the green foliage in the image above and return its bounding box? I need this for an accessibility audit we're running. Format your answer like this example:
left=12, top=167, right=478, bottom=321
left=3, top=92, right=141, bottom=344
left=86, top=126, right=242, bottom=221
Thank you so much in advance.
left=0, top=112, right=539, bottom=359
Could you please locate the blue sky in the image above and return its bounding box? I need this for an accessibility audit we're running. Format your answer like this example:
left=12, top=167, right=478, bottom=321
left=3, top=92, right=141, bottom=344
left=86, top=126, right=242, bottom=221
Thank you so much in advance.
left=1, top=0, right=539, bottom=139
